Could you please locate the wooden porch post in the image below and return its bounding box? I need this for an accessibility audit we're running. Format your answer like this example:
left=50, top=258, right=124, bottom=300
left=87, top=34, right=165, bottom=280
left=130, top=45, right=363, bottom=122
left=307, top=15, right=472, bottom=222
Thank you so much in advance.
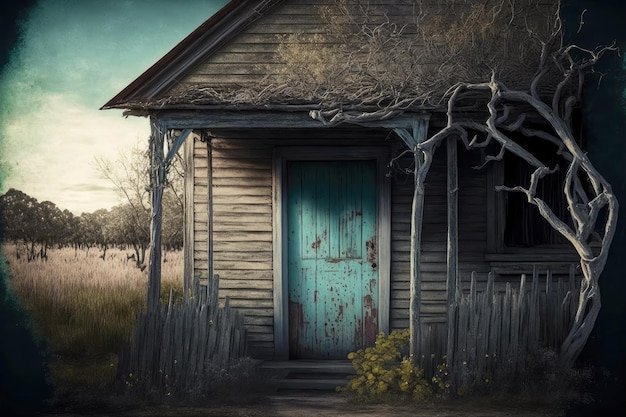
left=148, top=116, right=166, bottom=313
left=148, top=121, right=193, bottom=311
left=445, top=137, right=459, bottom=367
left=183, top=136, right=195, bottom=299
left=394, top=118, right=430, bottom=362
left=446, top=138, right=458, bottom=316
left=409, top=147, right=425, bottom=362
left=206, top=138, right=215, bottom=297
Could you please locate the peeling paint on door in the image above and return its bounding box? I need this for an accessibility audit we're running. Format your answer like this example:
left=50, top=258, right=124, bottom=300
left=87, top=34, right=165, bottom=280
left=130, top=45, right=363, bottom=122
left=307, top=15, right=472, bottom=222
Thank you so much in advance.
left=287, top=160, right=378, bottom=359
left=363, top=294, right=378, bottom=346
left=366, top=236, right=377, bottom=262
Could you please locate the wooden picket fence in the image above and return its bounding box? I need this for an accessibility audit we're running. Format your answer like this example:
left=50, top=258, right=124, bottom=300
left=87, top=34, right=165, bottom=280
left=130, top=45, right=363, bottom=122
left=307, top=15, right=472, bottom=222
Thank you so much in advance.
left=416, top=266, right=579, bottom=382
left=117, top=274, right=247, bottom=396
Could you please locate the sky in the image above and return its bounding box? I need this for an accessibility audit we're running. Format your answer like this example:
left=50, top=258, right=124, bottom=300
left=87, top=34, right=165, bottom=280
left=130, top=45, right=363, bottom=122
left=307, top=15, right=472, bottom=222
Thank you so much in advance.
left=0, top=0, right=229, bottom=215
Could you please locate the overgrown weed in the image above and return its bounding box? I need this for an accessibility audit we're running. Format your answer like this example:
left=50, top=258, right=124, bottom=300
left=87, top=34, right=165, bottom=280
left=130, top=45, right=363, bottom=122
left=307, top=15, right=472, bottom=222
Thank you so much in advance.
left=4, top=245, right=183, bottom=392
left=341, top=329, right=602, bottom=413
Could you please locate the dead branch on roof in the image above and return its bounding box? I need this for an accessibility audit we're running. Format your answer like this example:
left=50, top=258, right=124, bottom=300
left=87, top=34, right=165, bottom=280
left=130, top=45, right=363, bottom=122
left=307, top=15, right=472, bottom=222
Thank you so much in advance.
left=120, top=0, right=559, bottom=111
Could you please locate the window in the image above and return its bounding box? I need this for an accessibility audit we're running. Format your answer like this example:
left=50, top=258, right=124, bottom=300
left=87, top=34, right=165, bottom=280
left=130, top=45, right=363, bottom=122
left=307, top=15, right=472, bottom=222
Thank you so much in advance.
left=487, top=133, right=572, bottom=252
left=502, top=136, right=569, bottom=247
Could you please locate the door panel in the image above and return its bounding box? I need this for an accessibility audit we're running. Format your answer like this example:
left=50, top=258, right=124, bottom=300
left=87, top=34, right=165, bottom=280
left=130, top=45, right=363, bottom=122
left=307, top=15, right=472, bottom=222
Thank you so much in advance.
left=287, top=160, right=378, bottom=359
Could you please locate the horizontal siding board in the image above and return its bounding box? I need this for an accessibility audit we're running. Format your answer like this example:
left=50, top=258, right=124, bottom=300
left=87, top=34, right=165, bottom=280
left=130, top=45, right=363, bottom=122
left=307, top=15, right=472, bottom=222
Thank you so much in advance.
left=244, top=316, right=273, bottom=326
left=212, top=195, right=271, bottom=204
left=194, top=155, right=209, bottom=168
left=245, top=23, right=327, bottom=35
left=212, top=176, right=272, bottom=186
left=194, top=231, right=208, bottom=242
left=213, top=251, right=272, bottom=261
left=207, top=213, right=272, bottom=223
left=227, top=299, right=274, bottom=309
left=211, top=185, right=272, bottom=196
left=392, top=289, right=447, bottom=302
left=193, top=204, right=208, bottom=216
left=236, top=308, right=273, bottom=317
left=247, top=333, right=274, bottom=342
left=208, top=52, right=277, bottom=64
left=245, top=325, right=274, bottom=334
left=183, top=74, right=268, bottom=84
left=213, top=270, right=273, bottom=280
left=220, top=279, right=273, bottom=290
left=213, top=204, right=272, bottom=214
left=392, top=281, right=447, bottom=291
left=212, top=157, right=272, bottom=169
left=214, top=261, right=272, bottom=270
left=220, top=289, right=273, bottom=299
left=193, top=220, right=209, bottom=232
left=213, top=241, right=272, bottom=252
left=212, top=231, right=272, bottom=241
left=211, top=168, right=271, bottom=178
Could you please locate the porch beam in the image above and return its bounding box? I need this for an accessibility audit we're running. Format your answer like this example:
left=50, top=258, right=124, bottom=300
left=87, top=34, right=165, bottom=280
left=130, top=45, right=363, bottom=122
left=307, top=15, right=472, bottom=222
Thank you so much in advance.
left=157, top=110, right=430, bottom=130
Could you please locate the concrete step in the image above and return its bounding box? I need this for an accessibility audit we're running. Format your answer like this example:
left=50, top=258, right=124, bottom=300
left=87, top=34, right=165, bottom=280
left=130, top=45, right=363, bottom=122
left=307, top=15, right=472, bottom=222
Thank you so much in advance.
left=260, top=360, right=355, bottom=391
left=274, top=377, right=348, bottom=391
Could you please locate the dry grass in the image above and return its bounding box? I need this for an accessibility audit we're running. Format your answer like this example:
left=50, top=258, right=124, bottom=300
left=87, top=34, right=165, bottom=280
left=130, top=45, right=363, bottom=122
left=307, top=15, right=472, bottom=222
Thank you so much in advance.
left=3, top=244, right=183, bottom=391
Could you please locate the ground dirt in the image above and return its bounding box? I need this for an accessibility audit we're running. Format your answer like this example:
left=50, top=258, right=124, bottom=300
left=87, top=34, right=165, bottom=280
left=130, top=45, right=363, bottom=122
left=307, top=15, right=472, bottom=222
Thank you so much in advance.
left=43, top=390, right=565, bottom=417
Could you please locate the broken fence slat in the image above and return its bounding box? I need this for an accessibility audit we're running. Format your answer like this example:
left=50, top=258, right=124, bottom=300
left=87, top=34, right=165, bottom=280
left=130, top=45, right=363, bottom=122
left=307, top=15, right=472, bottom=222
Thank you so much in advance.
left=118, top=274, right=247, bottom=396
left=443, top=268, right=579, bottom=385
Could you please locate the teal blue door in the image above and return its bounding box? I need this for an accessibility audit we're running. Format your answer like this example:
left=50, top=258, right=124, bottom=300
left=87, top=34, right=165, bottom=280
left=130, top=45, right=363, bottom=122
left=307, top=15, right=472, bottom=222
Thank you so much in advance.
left=287, top=160, right=378, bottom=359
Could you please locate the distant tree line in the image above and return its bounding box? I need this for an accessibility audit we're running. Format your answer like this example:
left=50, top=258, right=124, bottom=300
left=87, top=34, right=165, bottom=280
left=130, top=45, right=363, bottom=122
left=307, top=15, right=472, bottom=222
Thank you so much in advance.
left=0, top=188, right=183, bottom=267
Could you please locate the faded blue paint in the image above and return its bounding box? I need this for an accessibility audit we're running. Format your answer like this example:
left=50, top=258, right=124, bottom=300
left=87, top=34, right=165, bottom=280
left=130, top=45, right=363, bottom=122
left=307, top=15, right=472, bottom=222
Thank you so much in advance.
left=287, top=161, right=378, bottom=359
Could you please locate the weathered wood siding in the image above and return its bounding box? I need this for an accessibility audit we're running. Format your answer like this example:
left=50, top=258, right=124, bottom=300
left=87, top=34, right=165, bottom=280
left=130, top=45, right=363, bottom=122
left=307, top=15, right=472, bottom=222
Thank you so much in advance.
left=192, top=128, right=490, bottom=356
left=170, top=0, right=556, bottom=93
left=176, top=0, right=370, bottom=88
left=389, top=141, right=490, bottom=331
left=211, top=136, right=274, bottom=356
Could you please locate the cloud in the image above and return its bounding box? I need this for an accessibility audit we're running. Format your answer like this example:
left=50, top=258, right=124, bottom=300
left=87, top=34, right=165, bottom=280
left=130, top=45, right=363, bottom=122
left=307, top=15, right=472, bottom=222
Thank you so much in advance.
left=1, top=93, right=148, bottom=214
left=0, top=0, right=230, bottom=214
left=60, top=183, right=114, bottom=193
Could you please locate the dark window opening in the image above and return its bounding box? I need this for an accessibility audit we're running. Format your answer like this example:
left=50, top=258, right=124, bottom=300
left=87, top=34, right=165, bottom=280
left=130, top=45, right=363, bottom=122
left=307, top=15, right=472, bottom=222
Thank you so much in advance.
left=502, top=135, right=570, bottom=247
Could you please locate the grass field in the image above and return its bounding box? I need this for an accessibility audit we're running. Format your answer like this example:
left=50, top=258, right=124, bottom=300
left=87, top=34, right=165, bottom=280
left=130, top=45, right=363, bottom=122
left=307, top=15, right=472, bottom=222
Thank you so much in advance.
left=3, top=244, right=183, bottom=392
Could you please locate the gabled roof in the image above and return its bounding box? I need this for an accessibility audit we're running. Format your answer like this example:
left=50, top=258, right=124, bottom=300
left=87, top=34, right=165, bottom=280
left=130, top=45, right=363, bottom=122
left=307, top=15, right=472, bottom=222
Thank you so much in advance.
left=101, top=0, right=285, bottom=110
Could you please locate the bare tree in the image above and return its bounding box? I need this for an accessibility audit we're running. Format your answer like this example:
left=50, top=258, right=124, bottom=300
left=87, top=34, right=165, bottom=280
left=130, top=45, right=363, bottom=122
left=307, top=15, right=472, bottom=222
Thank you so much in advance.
left=0, top=189, right=69, bottom=261
left=306, top=1, right=618, bottom=366
left=95, top=142, right=184, bottom=267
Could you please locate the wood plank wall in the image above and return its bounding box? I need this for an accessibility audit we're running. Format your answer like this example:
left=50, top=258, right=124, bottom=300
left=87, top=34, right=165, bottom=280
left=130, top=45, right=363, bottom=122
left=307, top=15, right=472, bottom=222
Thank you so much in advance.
left=177, top=0, right=460, bottom=89
left=389, top=142, right=490, bottom=331
left=171, top=0, right=557, bottom=92
left=192, top=128, right=490, bottom=356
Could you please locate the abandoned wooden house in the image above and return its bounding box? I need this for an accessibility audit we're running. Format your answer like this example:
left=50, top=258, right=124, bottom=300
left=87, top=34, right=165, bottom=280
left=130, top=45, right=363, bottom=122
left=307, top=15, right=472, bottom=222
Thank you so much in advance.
left=103, top=0, right=615, bottom=371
